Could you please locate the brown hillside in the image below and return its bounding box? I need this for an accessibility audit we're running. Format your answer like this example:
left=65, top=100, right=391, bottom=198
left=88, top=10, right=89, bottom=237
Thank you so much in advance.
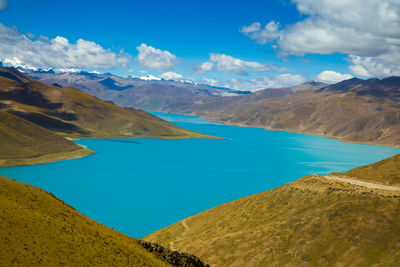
left=344, top=154, right=400, bottom=186
left=0, top=68, right=207, bottom=139
left=146, top=173, right=400, bottom=266
left=0, top=111, right=92, bottom=167
left=200, top=88, right=400, bottom=147
left=0, top=175, right=169, bottom=266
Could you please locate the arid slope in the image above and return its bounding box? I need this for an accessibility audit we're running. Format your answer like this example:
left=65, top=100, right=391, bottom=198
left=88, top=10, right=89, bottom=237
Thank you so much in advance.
left=0, top=111, right=91, bottom=167
left=344, top=154, right=400, bottom=186
left=0, top=175, right=170, bottom=266
left=197, top=78, right=400, bottom=147
left=146, top=155, right=400, bottom=266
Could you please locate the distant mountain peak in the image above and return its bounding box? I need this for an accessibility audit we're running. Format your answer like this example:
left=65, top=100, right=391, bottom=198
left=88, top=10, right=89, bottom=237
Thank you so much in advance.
left=138, top=75, right=161, bottom=81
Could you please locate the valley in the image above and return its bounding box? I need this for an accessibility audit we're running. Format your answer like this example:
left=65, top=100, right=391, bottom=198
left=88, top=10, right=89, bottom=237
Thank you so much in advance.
left=2, top=1, right=399, bottom=266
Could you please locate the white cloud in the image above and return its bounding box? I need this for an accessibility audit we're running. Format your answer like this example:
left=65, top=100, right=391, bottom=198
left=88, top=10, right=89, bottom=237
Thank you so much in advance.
left=241, top=0, right=400, bottom=77
left=136, top=43, right=179, bottom=71
left=204, top=73, right=306, bottom=91
left=201, top=78, right=219, bottom=87
left=160, top=71, right=183, bottom=80
left=316, top=70, right=353, bottom=83
left=0, top=0, right=7, bottom=10
left=348, top=55, right=400, bottom=77
left=26, top=32, right=36, bottom=39
left=198, top=61, right=214, bottom=73
left=0, top=23, right=130, bottom=69
left=55, top=68, right=81, bottom=73
left=200, top=53, right=283, bottom=75
left=240, top=21, right=280, bottom=44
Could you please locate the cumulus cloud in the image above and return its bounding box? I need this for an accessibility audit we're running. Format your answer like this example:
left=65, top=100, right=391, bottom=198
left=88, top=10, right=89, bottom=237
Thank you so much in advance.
left=136, top=43, right=179, bottom=71
left=0, top=0, right=8, bottom=10
left=198, top=61, right=214, bottom=73
left=241, top=0, right=400, bottom=77
left=0, top=23, right=130, bottom=69
left=199, top=53, right=283, bottom=75
left=348, top=55, right=400, bottom=77
left=55, top=68, right=81, bottom=73
left=205, top=73, right=306, bottom=91
left=201, top=78, right=219, bottom=87
left=239, top=21, right=280, bottom=44
left=316, top=70, right=353, bottom=83
left=159, top=71, right=183, bottom=80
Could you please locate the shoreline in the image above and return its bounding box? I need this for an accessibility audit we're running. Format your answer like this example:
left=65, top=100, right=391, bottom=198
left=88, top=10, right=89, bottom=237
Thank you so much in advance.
left=198, top=115, right=400, bottom=149
left=150, top=110, right=400, bottom=148
left=223, top=120, right=400, bottom=148
left=0, top=130, right=223, bottom=169
left=2, top=111, right=399, bottom=170
left=0, top=148, right=95, bottom=168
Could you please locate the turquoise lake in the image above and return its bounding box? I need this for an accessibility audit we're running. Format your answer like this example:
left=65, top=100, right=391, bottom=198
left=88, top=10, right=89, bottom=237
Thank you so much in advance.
left=1, top=112, right=399, bottom=238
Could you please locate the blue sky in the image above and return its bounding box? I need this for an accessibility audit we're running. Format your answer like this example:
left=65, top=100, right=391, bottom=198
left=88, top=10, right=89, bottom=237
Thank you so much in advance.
left=0, top=0, right=398, bottom=90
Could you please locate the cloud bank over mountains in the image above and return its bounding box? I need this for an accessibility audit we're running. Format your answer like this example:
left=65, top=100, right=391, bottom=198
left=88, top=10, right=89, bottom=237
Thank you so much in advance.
left=198, top=53, right=285, bottom=75
left=0, top=23, right=130, bottom=70
left=0, top=0, right=397, bottom=91
left=208, top=73, right=306, bottom=91
left=241, top=0, right=400, bottom=78
left=316, top=71, right=353, bottom=84
left=0, top=20, right=293, bottom=90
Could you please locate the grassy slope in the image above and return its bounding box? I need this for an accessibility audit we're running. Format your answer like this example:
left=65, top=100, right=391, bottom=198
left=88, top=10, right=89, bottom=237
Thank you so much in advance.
left=0, top=75, right=207, bottom=139
left=60, top=86, right=206, bottom=139
left=0, top=175, right=169, bottom=267
left=146, top=171, right=400, bottom=266
left=0, top=111, right=93, bottom=167
left=344, top=154, right=400, bottom=186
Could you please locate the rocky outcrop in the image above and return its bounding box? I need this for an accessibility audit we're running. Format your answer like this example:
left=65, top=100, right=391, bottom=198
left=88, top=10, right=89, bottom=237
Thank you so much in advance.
left=139, top=240, right=210, bottom=267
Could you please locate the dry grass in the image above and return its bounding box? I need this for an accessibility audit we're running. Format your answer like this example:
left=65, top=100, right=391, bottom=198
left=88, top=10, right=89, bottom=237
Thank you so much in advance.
left=146, top=174, right=400, bottom=266
left=0, top=175, right=170, bottom=267
left=0, top=111, right=93, bottom=167
left=343, top=154, right=400, bottom=186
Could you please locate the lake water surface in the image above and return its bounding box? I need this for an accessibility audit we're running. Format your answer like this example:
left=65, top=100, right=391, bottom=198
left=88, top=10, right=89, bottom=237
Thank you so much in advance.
left=1, top=112, right=399, bottom=237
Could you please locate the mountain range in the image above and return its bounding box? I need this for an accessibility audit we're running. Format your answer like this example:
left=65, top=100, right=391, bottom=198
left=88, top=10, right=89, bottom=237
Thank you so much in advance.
left=27, top=68, right=400, bottom=147
left=24, top=68, right=250, bottom=112
left=0, top=67, right=208, bottom=167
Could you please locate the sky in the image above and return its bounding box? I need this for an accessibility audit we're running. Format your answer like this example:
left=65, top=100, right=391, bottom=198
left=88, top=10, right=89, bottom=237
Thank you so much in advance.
left=0, top=0, right=399, bottom=91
